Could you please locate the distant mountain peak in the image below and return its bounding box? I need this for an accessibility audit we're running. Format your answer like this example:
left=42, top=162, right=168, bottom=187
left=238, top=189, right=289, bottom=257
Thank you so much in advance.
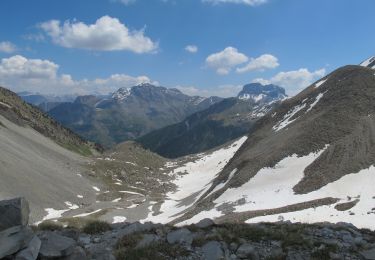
left=112, top=87, right=132, bottom=101
left=360, top=56, right=375, bottom=69
left=237, top=83, right=287, bottom=103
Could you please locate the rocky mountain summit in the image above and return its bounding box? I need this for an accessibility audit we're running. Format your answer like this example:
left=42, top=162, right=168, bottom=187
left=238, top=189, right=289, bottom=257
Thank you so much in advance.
left=2, top=198, right=375, bottom=260
left=237, top=83, right=287, bottom=103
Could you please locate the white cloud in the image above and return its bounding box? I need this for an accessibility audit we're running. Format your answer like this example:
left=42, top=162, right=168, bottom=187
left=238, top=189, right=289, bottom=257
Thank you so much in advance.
left=176, top=84, right=242, bottom=97
left=236, top=54, right=279, bottom=73
left=0, top=55, right=153, bottom=95
left=206, top=47, right=248, bottom=75
left=0, top=55, right=58, bottom=79
left=253, top=68, right=326, bottom=95
left=203, top=0, right=268, bottom=6
left=39, top=16, right=157, bottom=53
left=185, top=45, right=198, bottom=53
left=0, top=41, right=17, bottom=53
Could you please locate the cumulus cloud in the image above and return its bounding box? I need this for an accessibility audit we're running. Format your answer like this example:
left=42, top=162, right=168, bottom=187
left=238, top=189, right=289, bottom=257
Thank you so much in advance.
left=253, top=68, right=326, bottom=95
left=39, top=16, right=157, bottom=53
left=185, top=45, right=198, bottom=53
left=203, top=0, right=268, bottom=6
left=0, top=55, right=153, bottom=95
left=0, top=41, right=17, bottom=53
left=206, top=47, right=248, bottom=75
left=236, top=54, right=279, bottom=73
left=0, top=55, right=58, bottom=79
left=176, top=84, right=242, bottom=97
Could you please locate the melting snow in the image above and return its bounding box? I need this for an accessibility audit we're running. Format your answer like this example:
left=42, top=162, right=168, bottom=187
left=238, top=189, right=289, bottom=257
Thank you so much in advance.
left=112, top=216, right=127, bottom=224
left=119, top=190, right=144, bottom=196
left=36, top=201, right=79, bottom=224
left=125, top=161, right=137, bottom=166
left=77, top=195, right=83, bottom=199
left=306, top=92, right=325, bottom=113
left=180, top=146, right=375, bottom=229
left=246, top=165, right=375, bottom=229
left=239, top=93, right=266, bottom=102
left=73, top=209, right=102, bottom=218
left=92, top=186, right=100, bottom=192
left=144, top=137, right=247, bottom=224
left=273, top=103, right=306, bottom=131
left=314, top=79, right=327, bottom=88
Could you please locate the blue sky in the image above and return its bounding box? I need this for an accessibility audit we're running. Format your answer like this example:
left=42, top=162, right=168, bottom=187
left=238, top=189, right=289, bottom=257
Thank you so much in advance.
left=0, top=0, right=374, bottom=97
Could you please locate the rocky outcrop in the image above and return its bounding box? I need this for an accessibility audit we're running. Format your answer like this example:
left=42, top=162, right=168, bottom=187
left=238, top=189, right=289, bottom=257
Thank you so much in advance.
left=1, top=198, right=375, bottom=259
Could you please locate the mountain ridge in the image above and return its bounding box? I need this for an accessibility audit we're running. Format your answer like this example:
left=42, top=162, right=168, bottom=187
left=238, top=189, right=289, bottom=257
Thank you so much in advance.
left=137, top=83, right=287, bottom=158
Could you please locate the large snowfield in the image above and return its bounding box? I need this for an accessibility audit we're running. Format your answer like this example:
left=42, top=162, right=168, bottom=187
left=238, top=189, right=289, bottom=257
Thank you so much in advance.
left=146, top=140, right=375, bottom=229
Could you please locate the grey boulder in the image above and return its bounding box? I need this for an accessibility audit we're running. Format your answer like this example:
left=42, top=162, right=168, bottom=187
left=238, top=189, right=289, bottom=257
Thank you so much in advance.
left=15, top=235, right=41, bottom=260
left=0, top=226, right=34, bottom=259
left=0, top=197, right=29, bottom=232
left=39, top=232, right=76, bottom=258
left=201, top=241, right=224, bottom=260
left=196, top=218, right=215, bottom=229
left=167, top=228, right=193, bottom=246
left=236, top=243, right=259, bottom=259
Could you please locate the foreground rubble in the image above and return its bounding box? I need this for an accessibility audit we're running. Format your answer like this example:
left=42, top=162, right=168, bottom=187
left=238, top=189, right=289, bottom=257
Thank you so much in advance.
left=1, top=197, right=375, bottom=259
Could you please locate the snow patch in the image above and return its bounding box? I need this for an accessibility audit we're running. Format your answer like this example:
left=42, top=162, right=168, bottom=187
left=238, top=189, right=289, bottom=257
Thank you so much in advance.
left=73, top=209, right=102, bottom=218
left=92, top=186, right=100, bottom=192
left=119, top=190, right=144, bottom=196
left=112, top=216, right=127, bottom=224
left=314, top=79, right=327, bottom=88
left=306, top=92, right=325, bottom=113
left=144, top=137, right=247, bottom=224
left=273, top=102, right=306, bottom=131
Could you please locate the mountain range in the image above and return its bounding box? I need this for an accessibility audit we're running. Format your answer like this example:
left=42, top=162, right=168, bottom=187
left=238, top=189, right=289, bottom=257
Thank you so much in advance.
left=46, top=83, right=223, bottom=147
left=137, top=83, right=286, bottom=158
left=1, top=57, right=375, bottom=233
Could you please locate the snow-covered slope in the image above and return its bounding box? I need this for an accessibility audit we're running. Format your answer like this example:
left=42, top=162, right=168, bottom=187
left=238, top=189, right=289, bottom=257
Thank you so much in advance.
left=144, top=137, right=247, bottom=224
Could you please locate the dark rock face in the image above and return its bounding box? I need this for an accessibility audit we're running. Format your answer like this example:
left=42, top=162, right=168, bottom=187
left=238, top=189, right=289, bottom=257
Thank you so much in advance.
left=237, top=83, right=286, bottom=103
left=0, top=198, right=29, bottom=232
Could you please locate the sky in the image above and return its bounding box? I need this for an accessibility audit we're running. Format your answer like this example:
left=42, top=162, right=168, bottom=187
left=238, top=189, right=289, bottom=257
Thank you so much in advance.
left=0, top=0, right=374, bottom=97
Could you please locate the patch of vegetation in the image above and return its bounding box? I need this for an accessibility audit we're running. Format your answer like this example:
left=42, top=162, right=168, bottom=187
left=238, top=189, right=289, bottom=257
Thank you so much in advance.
left=116, top=233, right=143, bottom=249
left=61, top=142, right=93, bottom=156
left=115, top=241, right=189, bottom=260
left=82, top=220, right=112, bottom=234
left=311, top=244, right=339, bottom=260
left=37, top=221, right=64, bottom=231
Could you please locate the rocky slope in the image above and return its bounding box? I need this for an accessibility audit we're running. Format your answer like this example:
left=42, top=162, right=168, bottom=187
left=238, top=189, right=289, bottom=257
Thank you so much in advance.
left=0, top=87, right=99, bottom=155
left=139, top=64, right=375, bottom=230
left=137, top=83, right=286, bottom=158
left=47, top=83, right=222, bottom=147
left=2, top=198, right=375, bottom=260
left=0, top=86, right=104, bottom=222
